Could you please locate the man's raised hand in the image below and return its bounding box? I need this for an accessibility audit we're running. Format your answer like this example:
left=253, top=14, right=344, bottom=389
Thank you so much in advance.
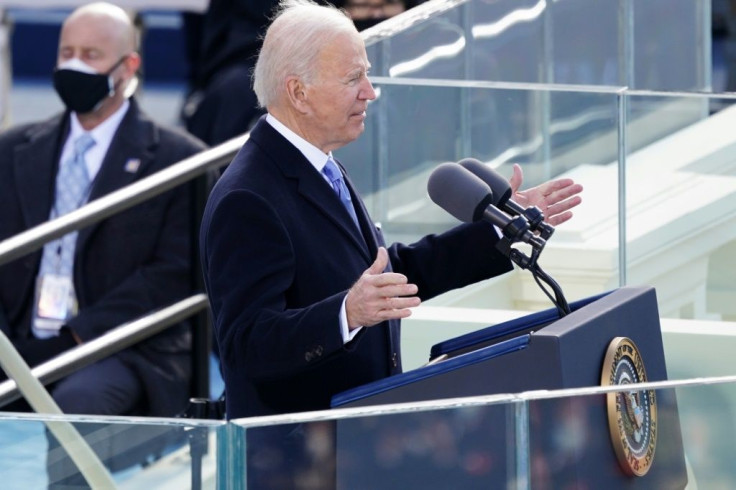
left=345, top=247, right=421, bottom=329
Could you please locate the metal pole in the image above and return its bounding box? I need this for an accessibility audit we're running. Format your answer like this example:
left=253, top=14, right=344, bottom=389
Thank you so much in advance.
left=0, top=294, right=209, bottom=407
left=0, top=136, right=244, bottom=267
left=617, top=89, right=628, bottom=286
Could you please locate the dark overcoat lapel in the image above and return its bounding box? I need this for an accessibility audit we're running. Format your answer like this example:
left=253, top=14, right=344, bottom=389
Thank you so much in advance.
left=254, top=123, right=374, bottom=264
left=12, top=114, right=68, bottom=231
left=76, top=103, right=157, bottom=256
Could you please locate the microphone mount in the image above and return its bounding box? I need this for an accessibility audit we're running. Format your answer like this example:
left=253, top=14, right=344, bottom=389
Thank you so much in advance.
left=490, top=210, right=545, bottom=270
left=519, top=205, right=554, bottom=240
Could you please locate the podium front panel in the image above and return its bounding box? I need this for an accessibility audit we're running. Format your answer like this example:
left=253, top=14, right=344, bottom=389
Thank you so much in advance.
left=331, top=286, right=687, bottom=489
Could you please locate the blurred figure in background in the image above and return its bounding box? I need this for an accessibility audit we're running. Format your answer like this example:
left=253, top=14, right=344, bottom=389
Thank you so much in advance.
left=181, top=0, right=277, bottom=146
left=713, top=0, right=736, bottom=93
left=180, top=0, right=419, bottom=147
left=343, top=0, right=410, bottom=30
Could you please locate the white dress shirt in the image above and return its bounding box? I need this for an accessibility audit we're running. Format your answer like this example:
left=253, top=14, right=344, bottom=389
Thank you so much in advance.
left=61, top=99, right=130, bottom=182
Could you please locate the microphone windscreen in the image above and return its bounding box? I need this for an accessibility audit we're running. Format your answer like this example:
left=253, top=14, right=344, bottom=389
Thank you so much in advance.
left=427, top=162, right=493, bottom=223
left=458, top=158, right=512, bottom=206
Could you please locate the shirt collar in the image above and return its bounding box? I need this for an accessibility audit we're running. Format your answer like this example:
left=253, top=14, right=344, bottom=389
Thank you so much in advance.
left=68, top=99, right=130, bottom=145
left=64, top=99, right=130, bottom=180
left=265, top=113, right=334, bottom=172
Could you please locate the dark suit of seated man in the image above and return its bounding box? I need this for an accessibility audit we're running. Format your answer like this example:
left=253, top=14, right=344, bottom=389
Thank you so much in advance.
left=0, top=2, right=207, bottom=486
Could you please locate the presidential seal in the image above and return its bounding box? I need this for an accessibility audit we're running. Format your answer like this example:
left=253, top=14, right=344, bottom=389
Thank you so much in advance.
left=601, top=337, right=657, bottom=477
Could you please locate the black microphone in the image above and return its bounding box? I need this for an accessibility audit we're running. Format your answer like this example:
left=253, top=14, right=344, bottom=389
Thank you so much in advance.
left=427, top=162, right=545, bottom=250
left=458, top=158, right=554, bottom=239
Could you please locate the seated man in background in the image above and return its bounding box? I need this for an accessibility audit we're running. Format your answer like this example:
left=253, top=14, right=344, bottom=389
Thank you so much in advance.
left=0, top=1, right=206, bottom=485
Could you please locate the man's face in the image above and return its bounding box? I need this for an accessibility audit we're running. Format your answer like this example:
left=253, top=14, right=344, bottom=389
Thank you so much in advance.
left=301, top=31, right=376, bottom=153
left=57, top=14, right=127, bottom=80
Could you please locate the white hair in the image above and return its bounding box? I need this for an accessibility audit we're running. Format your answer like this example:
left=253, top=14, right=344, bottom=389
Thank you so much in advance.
left=253, top=0, right=357, bottom=109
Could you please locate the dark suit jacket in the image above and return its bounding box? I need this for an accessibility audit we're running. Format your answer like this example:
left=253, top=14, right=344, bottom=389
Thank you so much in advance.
left=0, top=99, right=207, bottom=417
left=200, top=117, right=513, bottom=419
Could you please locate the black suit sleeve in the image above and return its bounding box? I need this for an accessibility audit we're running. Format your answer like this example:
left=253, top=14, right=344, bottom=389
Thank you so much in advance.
left=389, top=221, right=514, bottom=301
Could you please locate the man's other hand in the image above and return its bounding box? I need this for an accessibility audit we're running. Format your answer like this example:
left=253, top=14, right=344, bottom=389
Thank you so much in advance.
left=509, top=163, right=583, bottom=226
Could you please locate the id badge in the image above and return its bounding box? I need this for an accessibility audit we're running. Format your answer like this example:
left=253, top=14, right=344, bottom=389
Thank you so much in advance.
left=34, top=274, right=75, bottom=332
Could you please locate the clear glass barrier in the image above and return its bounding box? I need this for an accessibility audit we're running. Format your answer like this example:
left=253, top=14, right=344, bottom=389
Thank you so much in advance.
left=337, top=78, right=622, bottom=311
left=625, top=92, right=736, bottom=321
left=336, top=79, right=736, bottom=318
left=4, top=367, right=732, bottom=488
left=365, top=0, right=708, bottom=91
left=232, top=378, right=736, bottom=489
left=0, top=413, right=224, bottom=489
left=337, top=78, right=624, bottom=232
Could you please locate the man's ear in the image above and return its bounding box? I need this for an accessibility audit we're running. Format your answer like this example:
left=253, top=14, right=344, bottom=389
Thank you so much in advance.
left=285, top=76, right=309, bottom=114
left=123, top=52, right=142, bottom=78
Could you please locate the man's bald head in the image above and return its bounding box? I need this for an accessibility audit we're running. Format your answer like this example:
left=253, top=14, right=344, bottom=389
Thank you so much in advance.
left=61, top=2, right=137, bottom=58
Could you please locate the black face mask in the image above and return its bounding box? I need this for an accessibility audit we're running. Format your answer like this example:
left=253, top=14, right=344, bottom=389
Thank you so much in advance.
left=53, top=56, right=127, bottom=114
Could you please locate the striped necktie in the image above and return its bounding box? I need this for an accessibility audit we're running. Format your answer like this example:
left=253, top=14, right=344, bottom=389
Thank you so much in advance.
left=40, top=132, right=96, bottom=276
left=34, top=133, right=96, bottom=337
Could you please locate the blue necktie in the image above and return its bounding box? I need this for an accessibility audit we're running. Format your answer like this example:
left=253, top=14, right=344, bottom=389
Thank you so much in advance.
left=34, top=133, right=95, bottom=337
left=39, top=133, right=96, bottom=278
left=323, top=157, right=360, bottom=229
